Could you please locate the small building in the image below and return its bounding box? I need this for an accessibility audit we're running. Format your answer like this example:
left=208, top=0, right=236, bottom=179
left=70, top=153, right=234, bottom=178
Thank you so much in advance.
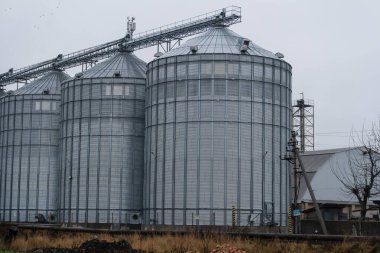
left=298, top=147, right=380, bottom=221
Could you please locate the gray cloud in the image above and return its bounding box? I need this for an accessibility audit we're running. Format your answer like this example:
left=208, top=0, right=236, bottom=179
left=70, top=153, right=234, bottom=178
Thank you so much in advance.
left=1, top=0, right=379, bottom=149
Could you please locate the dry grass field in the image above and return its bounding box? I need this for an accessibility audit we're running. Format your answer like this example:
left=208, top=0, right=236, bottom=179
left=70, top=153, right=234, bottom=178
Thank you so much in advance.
left=0, top=231, right=379, bottom=253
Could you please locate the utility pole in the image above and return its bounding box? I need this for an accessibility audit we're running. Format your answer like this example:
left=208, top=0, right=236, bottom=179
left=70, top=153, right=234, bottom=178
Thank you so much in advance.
left=283, top=132, right=301, bottom=234
left=284, top=131, right=328, bottom=235
left=295, top=146, right=328, bottom=235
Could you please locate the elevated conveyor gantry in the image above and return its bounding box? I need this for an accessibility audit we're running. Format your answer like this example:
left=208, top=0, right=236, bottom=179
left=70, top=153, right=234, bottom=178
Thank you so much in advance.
left=0, top=6, right=241, bottom=86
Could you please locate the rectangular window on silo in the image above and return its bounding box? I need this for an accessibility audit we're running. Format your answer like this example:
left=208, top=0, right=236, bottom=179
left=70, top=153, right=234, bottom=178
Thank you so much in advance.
left=105, top=86, right=112, bottom=96
left=42, top=101, right=50, bottom=111
left=214, top=62, right=226, bottom=77
left=201, top=62, right=212, bottom=78
left=35, top=101, right=41, bottom=111
left=113, top=85, right=123, bottom=96
left=125, top=86, right=130, bottom=96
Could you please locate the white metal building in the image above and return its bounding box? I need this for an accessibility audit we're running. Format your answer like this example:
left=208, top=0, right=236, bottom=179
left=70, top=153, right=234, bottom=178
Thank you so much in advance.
left=299, top=147, right=380, bottom=220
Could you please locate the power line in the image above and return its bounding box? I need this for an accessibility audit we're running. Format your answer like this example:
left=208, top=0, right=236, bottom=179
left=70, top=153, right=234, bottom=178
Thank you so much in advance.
left=315, top=129, right=374, bottom=135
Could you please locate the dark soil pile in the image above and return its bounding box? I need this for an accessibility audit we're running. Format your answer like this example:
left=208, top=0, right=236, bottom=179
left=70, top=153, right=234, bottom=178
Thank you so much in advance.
left=32, top=239, right=142, bottom=253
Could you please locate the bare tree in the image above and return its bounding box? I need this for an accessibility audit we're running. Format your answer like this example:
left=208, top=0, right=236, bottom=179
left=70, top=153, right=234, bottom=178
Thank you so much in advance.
left=333, top=123, right=380, bottom=222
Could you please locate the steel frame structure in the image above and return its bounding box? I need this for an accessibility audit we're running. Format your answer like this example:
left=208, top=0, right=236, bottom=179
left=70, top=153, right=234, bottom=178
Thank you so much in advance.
left=0, top=6, right=241, bottom=87
left=292, top=96, right=314, bottom=152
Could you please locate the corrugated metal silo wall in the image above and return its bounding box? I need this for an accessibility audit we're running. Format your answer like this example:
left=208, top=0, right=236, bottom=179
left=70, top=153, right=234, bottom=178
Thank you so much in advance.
left=144, top=54, right=292, bottom=226
left=0, top=94, right=60, bottom=222
left=59, top=77, right=145, bottom=225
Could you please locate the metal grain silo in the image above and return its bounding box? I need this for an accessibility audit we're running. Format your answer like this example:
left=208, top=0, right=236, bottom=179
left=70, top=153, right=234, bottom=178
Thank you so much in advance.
left=144, top=26, right=292, bottom=226
left=59, top=51, right=146, bottom=226
left=0, top=70, right=70, bottom=222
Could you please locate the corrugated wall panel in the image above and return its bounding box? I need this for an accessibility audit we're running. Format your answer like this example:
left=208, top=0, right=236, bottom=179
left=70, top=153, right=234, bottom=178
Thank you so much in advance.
left=144, top=54, right=292, bottom=226
left=0, top=93, right=61, bottom=222
left=59, top=74, right=145, bottom=225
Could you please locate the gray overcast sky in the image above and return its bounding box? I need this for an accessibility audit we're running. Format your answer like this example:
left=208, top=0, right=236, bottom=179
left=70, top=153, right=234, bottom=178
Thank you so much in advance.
left=0, top=0, right=379, bottom=150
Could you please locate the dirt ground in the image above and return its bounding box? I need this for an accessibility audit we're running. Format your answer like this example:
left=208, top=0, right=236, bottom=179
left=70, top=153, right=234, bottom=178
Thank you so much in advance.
left=30, top=239, right=142, bottom=253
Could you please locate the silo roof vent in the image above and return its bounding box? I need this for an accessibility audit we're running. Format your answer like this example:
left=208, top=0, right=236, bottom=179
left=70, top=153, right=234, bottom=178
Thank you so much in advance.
left=190, top=45, right=198, bottom=54
left=240, top=38, right=250, bottom=53
left=240, top=45, right=248, bottom=53
left=243, top=38, right=250, bottom=46
left=154, top=52, right=163, bottom=58
left=75, top=73, right=83, bottom=79
left=114, top=71, right=121, bottom=78
left=275, top=52, right=285, bottom=59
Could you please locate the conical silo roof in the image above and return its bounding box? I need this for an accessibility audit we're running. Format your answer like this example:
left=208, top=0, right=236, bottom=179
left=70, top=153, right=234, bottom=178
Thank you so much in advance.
left=12, top=70, right=70, bottom=95
left=161, top=26, right=280, bottom=59
left=79, top=52, right=146, bottom=79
